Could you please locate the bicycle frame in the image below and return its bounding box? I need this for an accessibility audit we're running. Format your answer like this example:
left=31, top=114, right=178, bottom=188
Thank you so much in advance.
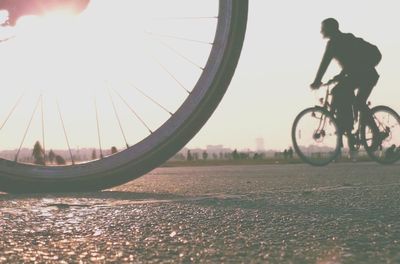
left=312, top=86, right=333, bottom=137
left=318, top=83, right=375, bottom=150
left=294, top=79, right=400, bottom=165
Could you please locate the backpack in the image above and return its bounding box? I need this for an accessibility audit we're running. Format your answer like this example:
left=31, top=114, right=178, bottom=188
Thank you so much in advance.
left=353, top=36, right=382, bottom=67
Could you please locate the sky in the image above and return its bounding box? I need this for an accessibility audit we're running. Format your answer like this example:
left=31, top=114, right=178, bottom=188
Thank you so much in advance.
left=187, top=0, right=400, bottom=151
left=0, top=0, right=399, bottom=154
left=0, top=1, right=218, bottom=151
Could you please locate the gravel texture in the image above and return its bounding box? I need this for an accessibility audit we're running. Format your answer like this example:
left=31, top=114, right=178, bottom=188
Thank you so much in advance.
left=1, top=162, right=400, bottom=263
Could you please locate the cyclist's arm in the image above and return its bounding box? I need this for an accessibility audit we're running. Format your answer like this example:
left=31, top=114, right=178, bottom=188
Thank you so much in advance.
left=313, top=42, right=334, bottom=84
left=332, top=70, right=346, bottom=81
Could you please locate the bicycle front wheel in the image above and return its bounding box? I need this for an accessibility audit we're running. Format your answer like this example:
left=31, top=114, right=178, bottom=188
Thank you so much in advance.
left=292, top=107, right=341, bottom=166
left=0, top=0, right=248, bottom=193
left=361, top=105, right=400, bottom=165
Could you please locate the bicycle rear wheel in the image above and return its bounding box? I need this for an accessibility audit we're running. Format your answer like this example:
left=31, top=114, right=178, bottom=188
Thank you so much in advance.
left=0, top=0, right=248, bottom=193
left=292, top=107, right=341, bottom=166
left=361, top=105, right=400, bottom=165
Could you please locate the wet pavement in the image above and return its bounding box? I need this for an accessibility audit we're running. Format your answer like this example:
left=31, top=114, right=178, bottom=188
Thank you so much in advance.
left=1, top=163, right=400, bottom=263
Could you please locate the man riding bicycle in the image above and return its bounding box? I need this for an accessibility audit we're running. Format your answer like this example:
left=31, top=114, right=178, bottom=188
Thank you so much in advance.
left=310, top=18, right=381, bottom=152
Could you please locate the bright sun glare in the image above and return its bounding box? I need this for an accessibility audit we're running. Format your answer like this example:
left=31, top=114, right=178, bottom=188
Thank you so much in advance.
left=0, top=2, right=154, bottom=150
left=4, top=5, right=147, bottom=96
left=0, top=1, right=217, bottom=153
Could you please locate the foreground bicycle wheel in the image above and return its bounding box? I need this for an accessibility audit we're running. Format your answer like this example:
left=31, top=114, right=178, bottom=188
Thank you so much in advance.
left=292, top=107, right=341, bottom=166
left=361, top=105, right=400, bottom=165
left=0, top=0, right=248, bottom=193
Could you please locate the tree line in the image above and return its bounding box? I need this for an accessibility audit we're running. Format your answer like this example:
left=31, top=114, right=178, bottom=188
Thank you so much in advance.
left=31, top=141, right=120, bottom=165
left=171, top=147, right=296, bottom=162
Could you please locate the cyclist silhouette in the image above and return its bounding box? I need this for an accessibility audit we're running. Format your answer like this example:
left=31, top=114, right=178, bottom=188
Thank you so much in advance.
left=310, top=18, right=381, bottom=151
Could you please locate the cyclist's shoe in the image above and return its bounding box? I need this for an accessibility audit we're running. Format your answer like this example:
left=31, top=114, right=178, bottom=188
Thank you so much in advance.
left=347, top=133, right=358, bottom=151
left=378, top=131, right=390, bottom=141
left=370, top=130, right=389, bottom=151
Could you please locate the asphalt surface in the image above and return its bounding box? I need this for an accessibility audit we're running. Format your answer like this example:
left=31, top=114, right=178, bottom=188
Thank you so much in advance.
left=1, top=162, right=400, bottom=263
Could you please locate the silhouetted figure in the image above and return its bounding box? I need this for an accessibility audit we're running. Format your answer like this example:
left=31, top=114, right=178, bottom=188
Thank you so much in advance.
left=310, top=18, right=381, bottom=150
left=232, top=149, right=239, bottom=160
left=283, top=149, right=288, bottom=160
left=287, top=147, right=294, bottom=159
left=186, top=150, right=193, bottom=161
left=202, top=151, right=208, bottom=160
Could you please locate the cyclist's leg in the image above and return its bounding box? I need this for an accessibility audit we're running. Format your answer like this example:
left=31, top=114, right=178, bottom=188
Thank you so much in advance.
left=355, top=69, right=379, bottom=130
left=331, top=79, right=355, bottom=149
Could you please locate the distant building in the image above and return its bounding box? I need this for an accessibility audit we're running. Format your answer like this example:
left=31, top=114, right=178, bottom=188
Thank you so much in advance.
left=206, top=145, right=224, bottom=153
left=255, top=138, right=265, bottom=152
left=206, top=145, right=231, bottom=154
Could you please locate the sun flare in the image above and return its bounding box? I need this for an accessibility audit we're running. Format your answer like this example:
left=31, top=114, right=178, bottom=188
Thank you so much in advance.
left=0, top=1, right=218, bottom=153
left=4, top=5, right=148, bottom=95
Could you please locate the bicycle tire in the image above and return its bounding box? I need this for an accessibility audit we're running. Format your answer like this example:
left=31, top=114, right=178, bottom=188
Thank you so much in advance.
left=292, top=106, right=341, bottom=166
left=0, top=0, right=248, bottom=193
left=361, top=105, right=400, bottom=165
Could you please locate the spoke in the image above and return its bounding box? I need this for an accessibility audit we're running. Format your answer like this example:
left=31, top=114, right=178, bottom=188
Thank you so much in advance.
left=135, top=42, right=191, bottom=95
left=0, top=90, right=26, bottom=131
left=57, top=101, right=75, bottom=165
left=128, top=83, right=173, bottom=116
left=152, top=57, right=191, bottom=94
left=107, top=88, right=129, bottom=149
left=146, top=31, right=213, bottom=45
left=94, top=97, right=104, bottom=159
left=112, top=89, right=153, bottom=134
left=15, top=95, right=41, bottom=162
left=40, top=94, right=46, bottom=165
left=152, top=16, right=218, bottom=20
left=157, top=40, right=204, bottom=70
left=0, top=36, right=15, bottom=43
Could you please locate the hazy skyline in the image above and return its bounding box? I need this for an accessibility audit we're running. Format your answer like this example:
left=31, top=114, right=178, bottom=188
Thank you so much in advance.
left=187, top=0, right=400, bottom=150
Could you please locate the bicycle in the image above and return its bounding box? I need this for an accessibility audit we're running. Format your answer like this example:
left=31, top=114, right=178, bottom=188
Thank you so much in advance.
left=292, top=79, right=400, bottom=166
left=0, top=0, right=248, bottom=193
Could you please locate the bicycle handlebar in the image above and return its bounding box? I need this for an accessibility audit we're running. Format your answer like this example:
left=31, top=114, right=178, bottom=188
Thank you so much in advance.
left=311, top=79, right=336, bottom=105
left=321, top=79, right=337, bottom=87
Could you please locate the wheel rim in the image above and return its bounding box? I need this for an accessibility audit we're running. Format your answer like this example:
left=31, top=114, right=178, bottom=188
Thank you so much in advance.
left=0, top=0, right=248, bottom=192
left=363, top=106, right=400, bottom=164
left=292, top=107, right=340, bottom=166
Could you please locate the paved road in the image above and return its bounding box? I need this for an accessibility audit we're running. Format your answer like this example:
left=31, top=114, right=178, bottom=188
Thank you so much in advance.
left=1, top=163, right=400, bottom=263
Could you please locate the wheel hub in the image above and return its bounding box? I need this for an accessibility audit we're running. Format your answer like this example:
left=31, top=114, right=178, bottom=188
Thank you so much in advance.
left=313, top=130, right=326, bottom=142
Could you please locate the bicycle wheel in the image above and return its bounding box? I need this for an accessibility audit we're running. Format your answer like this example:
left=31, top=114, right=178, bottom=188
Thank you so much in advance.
left=0, top=0, right=248, bottom=193
left=361, top=105, right=400, bottom=165
left=292, top=107, right=341, bottom=166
